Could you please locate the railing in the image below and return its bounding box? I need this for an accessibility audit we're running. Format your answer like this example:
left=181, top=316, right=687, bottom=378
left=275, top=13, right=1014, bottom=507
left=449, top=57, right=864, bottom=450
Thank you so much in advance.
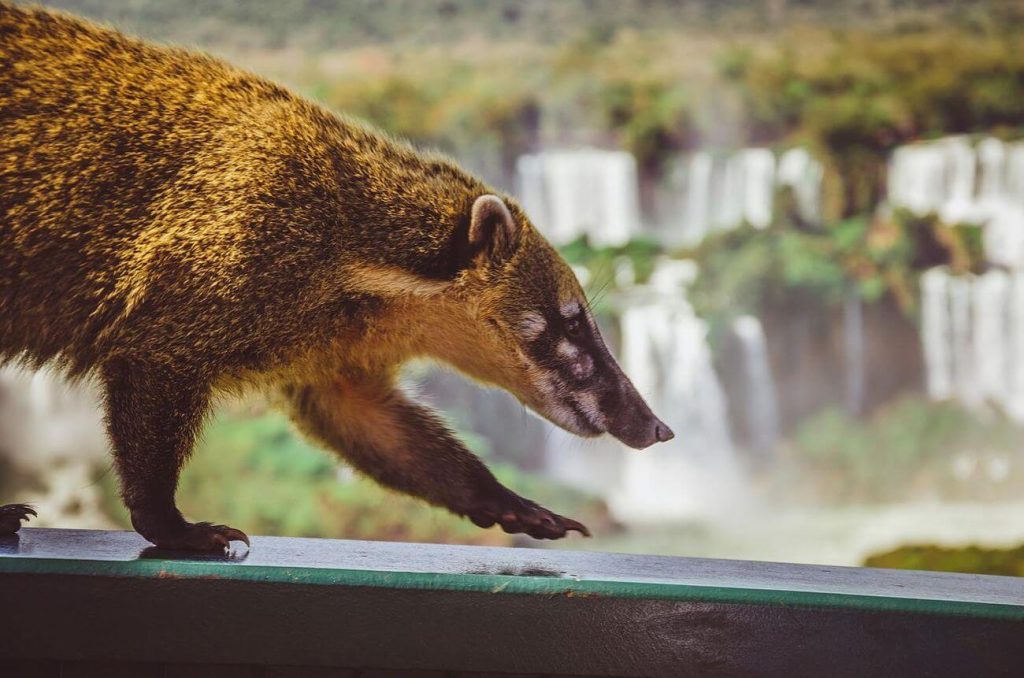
left=1, top=528, right=1023, bottom=677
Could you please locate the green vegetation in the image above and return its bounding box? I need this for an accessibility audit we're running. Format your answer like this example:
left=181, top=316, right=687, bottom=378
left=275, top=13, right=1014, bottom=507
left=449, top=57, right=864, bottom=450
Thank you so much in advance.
left=45, top=1, right=1011, bottom=52
left=38, top=1, right=1024, bottom=187
left=778, top=396, right=1024, bottom=503
left=96, top=403, right=612, bottom=546
left=865, top=543, right=1024, bottom=576
left=686, top=207, right=985, bottom=335
left=722, top=23, right=1024, bottom=216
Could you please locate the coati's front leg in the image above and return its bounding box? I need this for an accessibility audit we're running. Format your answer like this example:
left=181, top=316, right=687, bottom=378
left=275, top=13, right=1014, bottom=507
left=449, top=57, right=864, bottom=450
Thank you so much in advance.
left=284, top=373, right=589, bottom=539
left=0, top=504, right=36, bottom=536
left=102, top=359, right=248, bottom=551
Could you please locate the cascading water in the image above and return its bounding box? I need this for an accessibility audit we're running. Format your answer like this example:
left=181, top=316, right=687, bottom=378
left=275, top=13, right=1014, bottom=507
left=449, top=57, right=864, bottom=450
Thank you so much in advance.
left=921, top=268, right=954, bottom=401
left=730, top=315, right=780, bottom=455
left=776, top=147, right=823, bottom=224
left=897, top=136, right=1024, bottom=417
left=657, top=147, right=822, bottom=246
left=890, top=136, right=1024, bottom=269
left=609, top=260, right=746, bottom=521
left=920, top=267, right=1024, bottom=421
left=517, top=145, right=824, bottom=247
left=516, top=148, right=640, bottom=246
left=515, top=145, right=810, bottom=521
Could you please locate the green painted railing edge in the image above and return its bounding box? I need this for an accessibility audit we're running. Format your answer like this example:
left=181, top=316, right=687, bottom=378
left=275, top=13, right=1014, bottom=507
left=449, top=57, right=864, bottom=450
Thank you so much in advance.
left=2, top=556, right=1023, bottom=622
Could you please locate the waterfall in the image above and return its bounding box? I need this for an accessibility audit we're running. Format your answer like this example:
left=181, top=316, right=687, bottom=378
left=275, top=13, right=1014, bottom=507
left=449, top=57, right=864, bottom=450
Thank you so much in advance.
left=889, top=136, right=1024, bottom=269
left=921, top=268, right=954, bottom=400
left=730, top=315, right=780, bottom=455
left=519, top=136, right=1024, bottom=253
left=608, top=260, right=746, bottom=522
left=888, top=136, right=977, bottom=221
left=666, top=149, right=777, bottom=245
left=919, top=267, right=1024, bottom=421
left=516, top=145, right=823, bottom=247
left=516, top=148, right=640, bottom=246
left=658, top=146, right=821, bottom=246
left=897, top=137, right=1024, bottom=417
left=776, top=147, right=823, bottom=224
left=541, top=259, right=748, bottom=522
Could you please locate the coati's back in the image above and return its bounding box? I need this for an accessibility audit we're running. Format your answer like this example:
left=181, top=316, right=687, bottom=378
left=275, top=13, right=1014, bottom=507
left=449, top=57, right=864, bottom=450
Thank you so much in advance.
left=0, top=3, right=461, bottom=380
left=1, top=3, right=293, bottom=372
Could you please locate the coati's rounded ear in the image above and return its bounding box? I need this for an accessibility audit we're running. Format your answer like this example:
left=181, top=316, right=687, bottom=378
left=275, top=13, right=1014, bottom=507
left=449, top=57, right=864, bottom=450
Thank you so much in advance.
left=469, top=194, right=520, bottom=265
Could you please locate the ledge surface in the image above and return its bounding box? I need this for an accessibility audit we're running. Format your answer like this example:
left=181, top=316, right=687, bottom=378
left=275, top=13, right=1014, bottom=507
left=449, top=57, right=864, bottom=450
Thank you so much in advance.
left=2, top=528, right=1024, bottom=676
left=2, top=527, right=1023, bottom=616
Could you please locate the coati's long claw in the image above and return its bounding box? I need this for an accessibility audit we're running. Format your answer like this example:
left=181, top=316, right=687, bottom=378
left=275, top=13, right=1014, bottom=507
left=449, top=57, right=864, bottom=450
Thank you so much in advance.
left=210, top=524, right=251, bottom=548
left=556, top=517, right=591, bottom=538
left=147, top=521, right=250, bottom=552
left=0, top=503, right=37, bottom=536
left=467, top=490, right=590, bottom=540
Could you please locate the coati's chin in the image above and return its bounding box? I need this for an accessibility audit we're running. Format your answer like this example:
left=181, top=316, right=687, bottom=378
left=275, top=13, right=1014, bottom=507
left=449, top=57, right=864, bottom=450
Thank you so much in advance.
left=557, top=405, right=607, bottom=439
left=522, top=396, right=601, bottom=439
left=536, top=399, right=673, bottom=450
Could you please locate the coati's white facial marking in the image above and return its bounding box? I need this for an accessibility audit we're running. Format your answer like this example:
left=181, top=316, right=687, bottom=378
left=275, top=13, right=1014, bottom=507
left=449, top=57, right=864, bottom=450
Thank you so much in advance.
left=525, top=363, right=579, bottom=431
left=556, top=339, right=578, bottom=360
left=518, top=311, right=547, bottom=341
left=512, top=300, right=607, bottom=436
left=557, top=339, right=594, bottom=380
left=571, top=353, right=594, bottom=380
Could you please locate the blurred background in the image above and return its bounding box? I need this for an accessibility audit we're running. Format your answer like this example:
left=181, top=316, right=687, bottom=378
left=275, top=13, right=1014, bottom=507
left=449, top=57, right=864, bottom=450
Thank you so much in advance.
left=6, top=0, right=1024, bottom=575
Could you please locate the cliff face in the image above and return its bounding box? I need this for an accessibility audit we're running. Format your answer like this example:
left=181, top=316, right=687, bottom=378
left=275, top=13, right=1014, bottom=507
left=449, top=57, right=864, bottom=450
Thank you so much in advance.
left=758, top=296, right=924, bottom=434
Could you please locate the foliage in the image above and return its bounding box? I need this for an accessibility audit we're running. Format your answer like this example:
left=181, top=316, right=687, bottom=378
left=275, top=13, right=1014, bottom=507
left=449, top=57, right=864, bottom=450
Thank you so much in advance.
left=780, top=396, right=1024, bottom=503
left=865, top=543, right=1024, bottom=577
left=97, top=404, right=611, bottom=546
left=724, top=25, right=1024, bottom=150
left=560, top=237, right=662, bottom=291
left=41, top=1, right=1024, bottom=188
left=686, top=204, right=988, bottom=330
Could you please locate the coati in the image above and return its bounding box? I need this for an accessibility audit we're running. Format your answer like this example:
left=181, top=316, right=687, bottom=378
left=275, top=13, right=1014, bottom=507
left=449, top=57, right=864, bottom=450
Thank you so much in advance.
left=0, top=3, right=673, bottom=550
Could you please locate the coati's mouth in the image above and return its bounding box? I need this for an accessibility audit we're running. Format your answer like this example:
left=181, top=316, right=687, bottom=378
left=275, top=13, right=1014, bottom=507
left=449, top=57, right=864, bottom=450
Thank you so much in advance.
left=525, top=391, right=605, bottom=438
left=564, top=395, right=606, bottom=437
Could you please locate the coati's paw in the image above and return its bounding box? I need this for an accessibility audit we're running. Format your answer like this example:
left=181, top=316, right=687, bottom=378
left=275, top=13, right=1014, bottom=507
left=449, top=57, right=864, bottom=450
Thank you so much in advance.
left=147, top=522, right=250, bottom=552
left=0, top=504, right=36, bottom=536
left=467, top=489, right=590, bottom=540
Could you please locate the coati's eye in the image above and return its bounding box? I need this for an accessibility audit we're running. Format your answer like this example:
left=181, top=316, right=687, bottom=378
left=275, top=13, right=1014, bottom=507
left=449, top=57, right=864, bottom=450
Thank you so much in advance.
left=565, top=316, right=584, bottom=341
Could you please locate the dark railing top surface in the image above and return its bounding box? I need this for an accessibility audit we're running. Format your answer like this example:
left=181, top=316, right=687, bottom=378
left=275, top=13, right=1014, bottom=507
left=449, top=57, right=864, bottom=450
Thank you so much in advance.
left=2, top=527, right=1023, bottom=619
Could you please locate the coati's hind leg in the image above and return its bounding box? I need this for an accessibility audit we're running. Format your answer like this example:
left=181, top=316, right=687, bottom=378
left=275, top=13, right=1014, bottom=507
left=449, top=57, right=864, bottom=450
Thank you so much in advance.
left=283, top=373, right=589, bottom=540
left=0, top=504, right=36, bottom=536
left=102, top=359, right=248, bottom=551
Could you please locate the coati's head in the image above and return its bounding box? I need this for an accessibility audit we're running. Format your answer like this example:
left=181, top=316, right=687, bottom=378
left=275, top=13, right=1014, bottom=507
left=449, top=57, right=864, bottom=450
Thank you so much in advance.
left=438, top=194, right=674, bottom=450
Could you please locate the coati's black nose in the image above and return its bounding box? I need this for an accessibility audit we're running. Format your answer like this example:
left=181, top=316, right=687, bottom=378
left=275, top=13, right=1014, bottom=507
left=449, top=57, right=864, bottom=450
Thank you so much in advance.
left=654, top=421, right=674, bottom=443
left=609, top=412, right=675, bottom=449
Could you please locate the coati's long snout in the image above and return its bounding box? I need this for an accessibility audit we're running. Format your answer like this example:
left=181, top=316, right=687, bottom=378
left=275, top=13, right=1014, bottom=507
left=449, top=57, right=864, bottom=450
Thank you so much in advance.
left=451, top=195, right=675, bottom=450
left=541, top=312, right=675, bottom=450
left=596, top=352, right=674, bottom=450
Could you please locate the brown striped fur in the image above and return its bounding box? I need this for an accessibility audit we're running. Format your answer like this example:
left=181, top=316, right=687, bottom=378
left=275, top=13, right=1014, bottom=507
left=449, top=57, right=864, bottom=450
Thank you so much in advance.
left=0, top=3, right=668, bottom=548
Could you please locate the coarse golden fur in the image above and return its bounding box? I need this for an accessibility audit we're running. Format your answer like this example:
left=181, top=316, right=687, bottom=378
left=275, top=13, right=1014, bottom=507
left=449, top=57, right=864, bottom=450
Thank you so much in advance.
left=0, top=3, right=670, bottom=549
